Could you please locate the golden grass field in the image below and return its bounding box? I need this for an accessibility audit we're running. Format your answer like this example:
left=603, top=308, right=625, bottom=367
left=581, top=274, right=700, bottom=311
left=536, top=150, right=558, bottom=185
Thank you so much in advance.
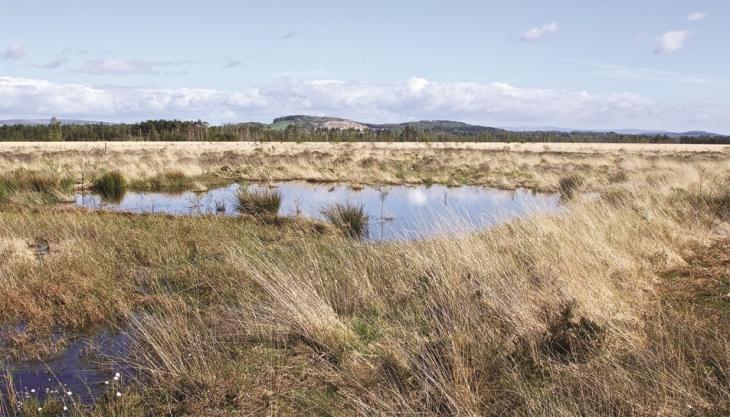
left=1, top=141, right=729, bottom=191
left=0, top=142, right=729, bottom=416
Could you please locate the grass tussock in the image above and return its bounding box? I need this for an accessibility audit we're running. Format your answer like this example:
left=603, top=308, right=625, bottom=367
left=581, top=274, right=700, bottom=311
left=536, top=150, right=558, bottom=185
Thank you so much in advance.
left=322, top=203, right=369, bottom=239
left=234, top=185, right=282, bottom=215
left=0, top=169, right=75, bottom=204
left=558, top=174, right=584, bottom=199
left=93, top=171, right=127, bottom=201
left=538, top=301, right=606, bottom=363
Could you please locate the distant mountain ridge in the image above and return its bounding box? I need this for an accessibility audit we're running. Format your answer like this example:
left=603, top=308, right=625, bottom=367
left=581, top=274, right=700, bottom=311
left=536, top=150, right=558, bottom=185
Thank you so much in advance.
left=368, top=120, right=504, bottom=136
left=0, top=118, right=109, bottom=126
left=272, top=115, right=505, bottom=135
left=504, top=126, right=722, bottom=138
left=270, top=115, right=723, bottom=138
left=1, top=115, right=724, bottom=138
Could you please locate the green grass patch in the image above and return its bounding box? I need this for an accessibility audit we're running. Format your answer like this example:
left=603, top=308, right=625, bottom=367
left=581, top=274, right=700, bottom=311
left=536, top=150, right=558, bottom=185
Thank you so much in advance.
left=93, top=171, right=127, bottom=201
left=352, top=311, right=383, bottom=345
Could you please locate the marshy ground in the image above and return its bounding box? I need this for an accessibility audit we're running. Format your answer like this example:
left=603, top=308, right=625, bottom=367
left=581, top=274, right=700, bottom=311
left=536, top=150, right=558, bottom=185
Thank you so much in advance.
left=0, top=142, right=729, bottom=416
left=1, top=141, right=728, bottom=191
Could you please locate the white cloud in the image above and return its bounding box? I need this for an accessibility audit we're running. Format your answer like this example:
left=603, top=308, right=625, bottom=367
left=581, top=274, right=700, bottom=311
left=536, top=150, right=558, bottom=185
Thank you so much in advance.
left=686, top=12, right=707, bottom=22
left=0, top=75, right=664, bottom=128
left=407, top=77, right=429, bottom=93
left=3, top=43, right=26, bottom=60
left=655, top=30, right=690, bottom=54
left=0, top=76, right=116, bottom=115
left=0, top=76, right=269, bottom=119
left=518, top=23, right=560, bottom=42
left=79, top=59, right=192, bottom=74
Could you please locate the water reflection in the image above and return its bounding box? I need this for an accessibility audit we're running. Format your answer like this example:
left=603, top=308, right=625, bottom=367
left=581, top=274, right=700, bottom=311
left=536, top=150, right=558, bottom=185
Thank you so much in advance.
left=1, top=330, right=131, bottom=405
left=76, top=182, right=561, bottom=241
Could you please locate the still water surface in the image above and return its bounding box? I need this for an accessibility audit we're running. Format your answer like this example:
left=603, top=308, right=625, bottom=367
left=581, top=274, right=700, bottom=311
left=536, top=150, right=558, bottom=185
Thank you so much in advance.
left=76, top=182, right=561, bottom=241
left=2, top=328, right=131, bottom=405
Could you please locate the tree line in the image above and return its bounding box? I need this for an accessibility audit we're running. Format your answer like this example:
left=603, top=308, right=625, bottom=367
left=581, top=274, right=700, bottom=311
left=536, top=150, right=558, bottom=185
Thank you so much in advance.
left=0, top=119, right=727, bottom=144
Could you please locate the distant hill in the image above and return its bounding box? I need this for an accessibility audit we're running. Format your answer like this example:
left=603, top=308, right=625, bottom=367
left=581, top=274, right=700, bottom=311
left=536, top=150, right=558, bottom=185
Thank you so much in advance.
left=270, top=115, right=369, bottom=131
left=367, top=120, right=505, bottom=136
left=504, top=126, right=722, bottom=138
left=270, top=115, right=505, bottom=136
left=270, top=115, right=724, bottom=138
left=0, top=118, right=110, bottom=126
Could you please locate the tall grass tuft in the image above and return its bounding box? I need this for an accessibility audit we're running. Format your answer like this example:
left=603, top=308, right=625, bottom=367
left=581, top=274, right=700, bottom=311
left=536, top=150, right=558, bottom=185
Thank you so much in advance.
left=235, top=186, right=281, bottom=215
left=94, top=171, right=127, bottom=201
left=0, top=169, right=75, bottom=203
left=322, top=202, right=369, bottom=239
left=558, top=174, right=583, bottom=199
left=540, top=301, right=606, bottom=363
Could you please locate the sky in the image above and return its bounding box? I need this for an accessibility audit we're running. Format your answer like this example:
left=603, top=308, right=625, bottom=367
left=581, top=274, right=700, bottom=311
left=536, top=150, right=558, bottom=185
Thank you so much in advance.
left=1, top=0, right=729, bottom=132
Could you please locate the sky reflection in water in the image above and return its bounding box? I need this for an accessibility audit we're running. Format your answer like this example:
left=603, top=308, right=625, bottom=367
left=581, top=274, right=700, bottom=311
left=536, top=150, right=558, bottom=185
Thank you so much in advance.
left=76, top=182, right=561, bottom=241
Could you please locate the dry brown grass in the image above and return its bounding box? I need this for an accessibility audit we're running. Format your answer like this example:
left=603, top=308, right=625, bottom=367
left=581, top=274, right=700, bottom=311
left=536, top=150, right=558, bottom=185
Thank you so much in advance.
left=0, top=141, right=727, bottom=191
left=0, top=145, right=729, bottom=416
